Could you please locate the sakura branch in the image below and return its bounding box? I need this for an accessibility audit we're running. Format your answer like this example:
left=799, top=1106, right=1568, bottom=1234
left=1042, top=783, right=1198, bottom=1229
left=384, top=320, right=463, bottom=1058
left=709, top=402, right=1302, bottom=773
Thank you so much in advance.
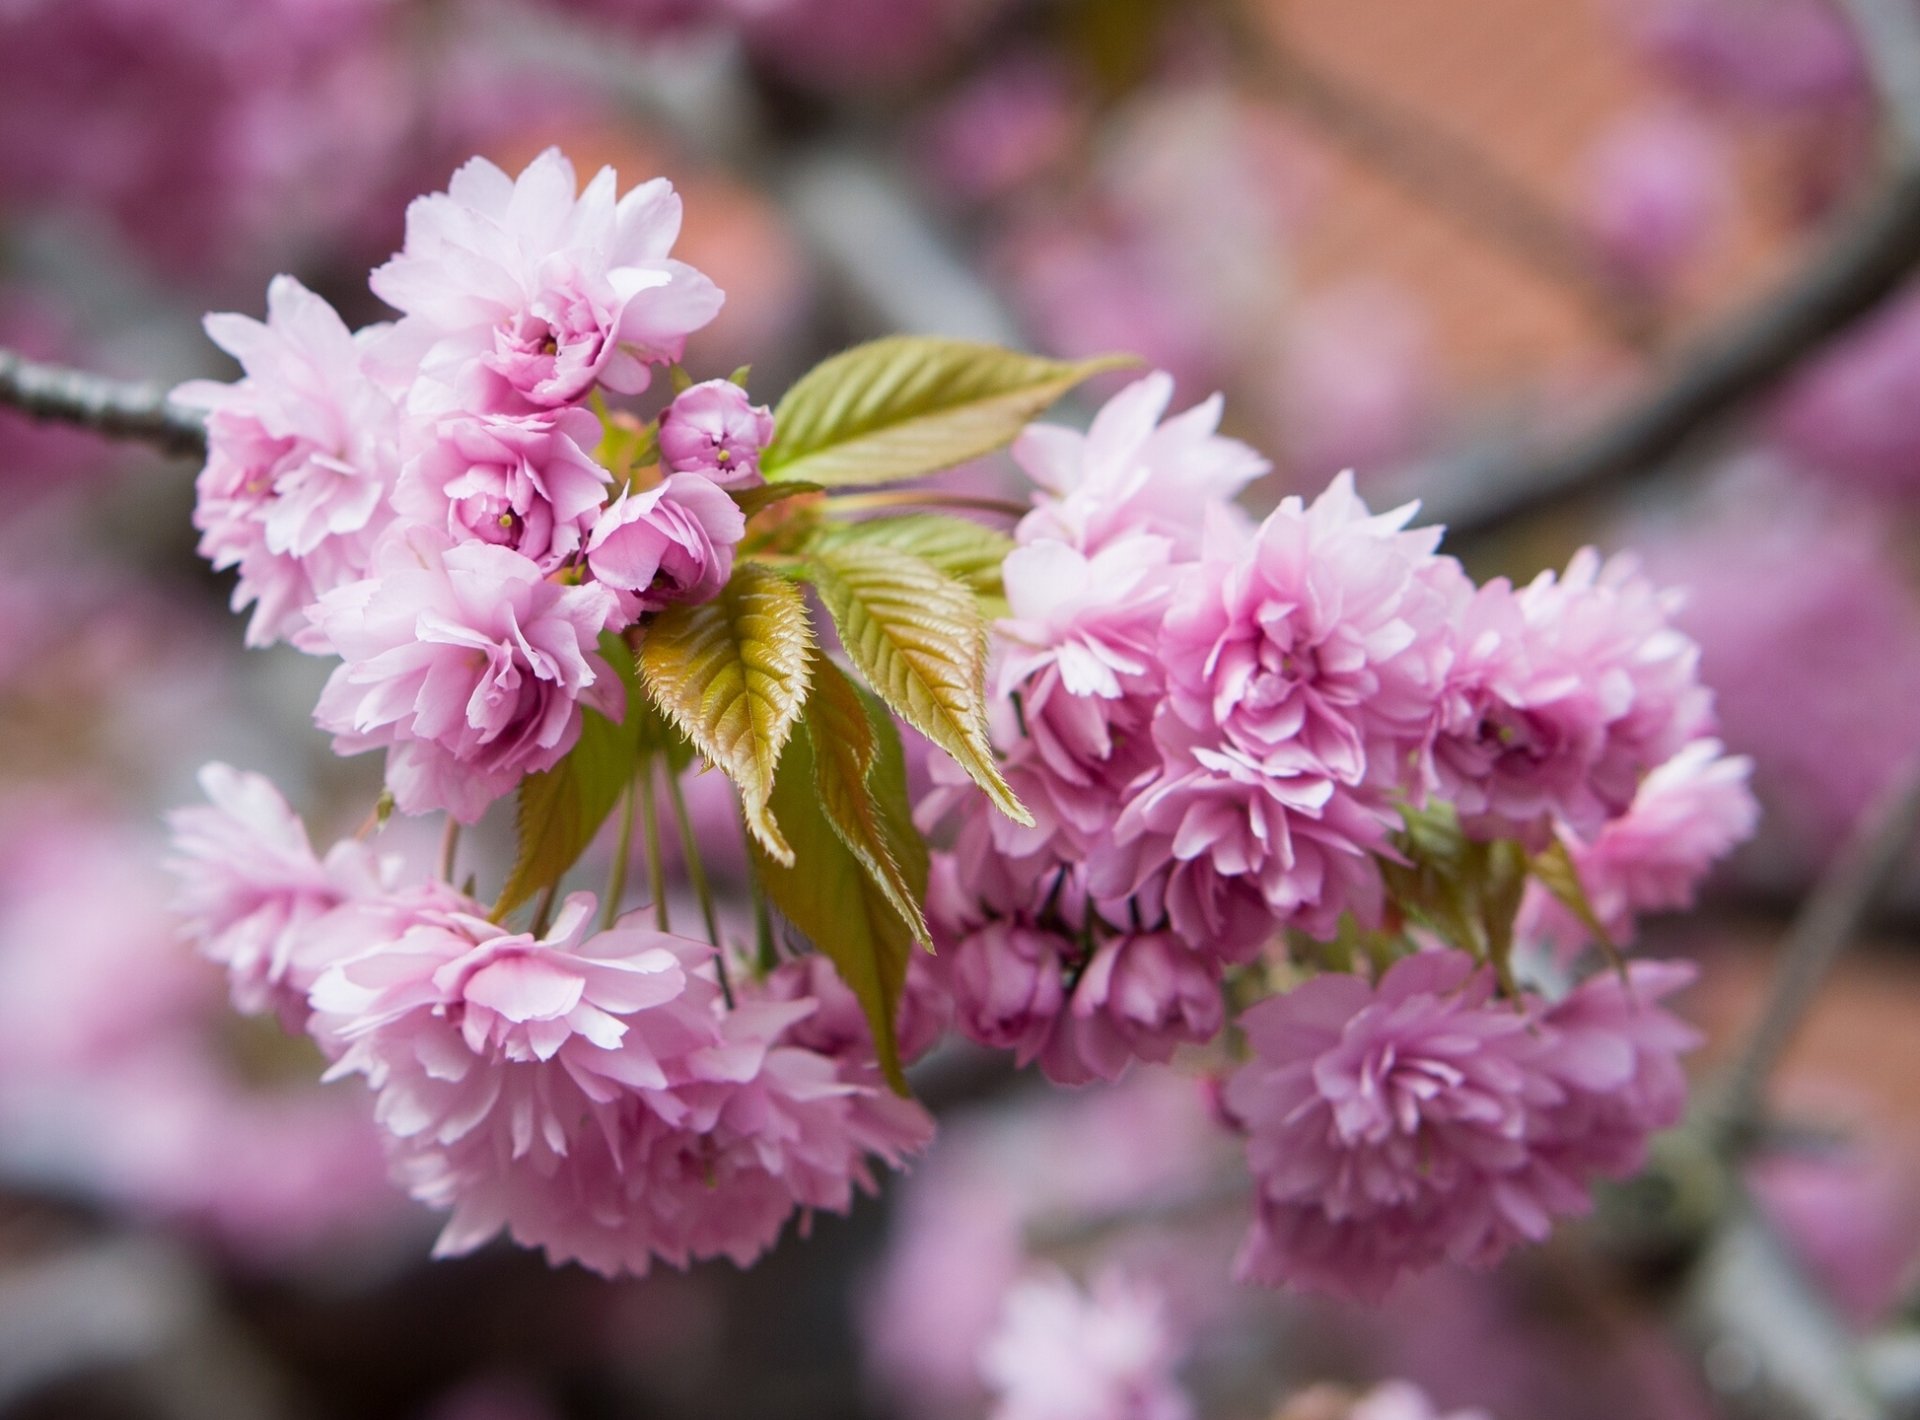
left=1716, top=755, right=1920, bottom=1146
left=0, top=345, right=206, bottom=458
left=147, top=146, right=1754, bottom=1302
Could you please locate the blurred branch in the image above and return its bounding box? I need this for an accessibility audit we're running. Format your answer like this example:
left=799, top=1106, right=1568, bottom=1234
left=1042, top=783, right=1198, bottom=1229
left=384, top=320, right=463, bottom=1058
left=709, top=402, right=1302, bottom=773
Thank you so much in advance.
left=1674, top=1195, right=1889, bottom=1420
left=1229, top=4, right=1662, bottom=350
left=1390, top=0, right=1920, bottom=533
left=0, top=346, right=206, bottom=458
left=1715, top=756, right=1920, bottom=1143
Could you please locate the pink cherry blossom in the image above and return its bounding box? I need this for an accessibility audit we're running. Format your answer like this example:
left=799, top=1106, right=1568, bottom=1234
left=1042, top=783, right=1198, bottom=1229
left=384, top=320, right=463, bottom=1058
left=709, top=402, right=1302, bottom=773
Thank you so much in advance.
left=1114, top=473, right=1456, bottom=944
left=1529, top=959, right=1700, bottom=1181
left=979, top=1269, right=1193, bottom=1420
left=174, top=275, right=401, bottom=648
left=1069, top=931, right=1223, bottom=1067
left=991, top=534, right=1173, bottom=851
left=165, top=761, right=398, bottom=1026
left=946, top=920, right=1073, bottom=1064
left=1226, top=951, right=1580, bottom=1302
left=560, top=992, right=931, bottom=1274
left=1520, top=739, right=1757, bottom=954
left=585, top=472, right=745, bottom=616
left=371, top=149, right=723, bottom=411
left=394, top=406, right=612, bottom=571
left=310, top=536, right=621, bottom=823
left=657, top=378, right=774, bottom=489
left=1013, top=371, right=1267, bottom=557
left=310, top=890, right=726, bottom=1272
left=1228, top=951, right=1702, bottom=1300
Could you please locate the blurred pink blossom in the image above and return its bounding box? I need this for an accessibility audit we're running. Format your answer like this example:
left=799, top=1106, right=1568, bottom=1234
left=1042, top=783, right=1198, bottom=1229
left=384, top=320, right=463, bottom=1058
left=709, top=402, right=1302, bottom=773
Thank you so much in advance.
left=980, top=1269, right=1193, bottom=1420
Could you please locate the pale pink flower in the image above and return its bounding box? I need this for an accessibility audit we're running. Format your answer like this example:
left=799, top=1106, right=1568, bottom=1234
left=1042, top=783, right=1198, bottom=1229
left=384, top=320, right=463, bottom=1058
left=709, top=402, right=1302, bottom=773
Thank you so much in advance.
left=657, top=378, right=774, bottom=489
left=1520, top=739, right=1757, bottom=953
left=980, top=1269, right=1193, bottom=1420
left=1013, top=371, right=1267, bottom=557
left=310, top=891, right=724, bottom=1272
left=992, top=535, right=1173, bottom=849
left=1226, top=952, right=1580, bottom=1301
left=310, top=536, right=621, bottom=823
left=1115, top=473, right=1456, bottom=943
left=371, top=149, right=723, bottom=410
left=1517, top=549, right=1712, bottom=821
left=1438, top=549, right=1713, bottom=843
left=174, top=275, right=400, bottom=648
left=584, top=472, right=745, bottom=616
left=165, top=761, right=397, bottom=1025
left=394, top=406, right=611, bottom=571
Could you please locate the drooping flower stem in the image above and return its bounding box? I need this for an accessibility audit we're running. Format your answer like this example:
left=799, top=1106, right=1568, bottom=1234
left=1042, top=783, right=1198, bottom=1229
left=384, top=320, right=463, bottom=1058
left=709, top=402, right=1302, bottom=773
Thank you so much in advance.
left=743, top=815, right=776, bottom=978
left=667, top=771, right=722, bottom=949
left=636, top=764, right=669, bottom=935
left=602, top=777, right=638, bottom=932
left=439, top=819, right=461, bottom=884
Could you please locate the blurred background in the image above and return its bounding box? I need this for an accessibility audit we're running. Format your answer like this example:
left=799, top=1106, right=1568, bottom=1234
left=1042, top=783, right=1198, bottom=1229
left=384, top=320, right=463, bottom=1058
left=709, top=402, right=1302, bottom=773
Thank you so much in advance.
left=5, top=0, right=1920, bottom=1416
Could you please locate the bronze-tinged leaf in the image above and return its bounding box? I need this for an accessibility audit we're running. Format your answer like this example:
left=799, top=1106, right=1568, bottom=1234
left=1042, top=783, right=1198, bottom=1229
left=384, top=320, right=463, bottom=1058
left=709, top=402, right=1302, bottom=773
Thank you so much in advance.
left=762, top=337, right=1132, bottom=488
left=638, top=565, right=814, bottom=865
left=805, top=660, right=931, bottom=945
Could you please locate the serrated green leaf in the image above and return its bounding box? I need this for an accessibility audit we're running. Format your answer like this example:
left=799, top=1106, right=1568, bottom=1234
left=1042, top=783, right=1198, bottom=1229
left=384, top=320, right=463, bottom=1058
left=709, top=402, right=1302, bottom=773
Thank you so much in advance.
left=806, top=659, right=931, bottom=946
left=495, top=633, right=641, bottom=916
left=752, top=720, right=914, bottom=1092
left=860, top=683, right=929, bottom=910
left=812, top=514, right=1013, bottom=602
left=638, top=566, right=814, bottom=865
left=763, top=337, right=1132, bottom=487
left=804, top=540, right=1030, bottom=826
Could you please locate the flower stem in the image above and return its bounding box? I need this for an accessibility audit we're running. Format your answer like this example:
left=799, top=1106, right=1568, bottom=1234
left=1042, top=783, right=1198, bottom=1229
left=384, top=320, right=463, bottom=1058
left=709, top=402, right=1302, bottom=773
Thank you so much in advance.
left=666, top=771, right=722, bottom=947
left=636, top=762, right=670, bottom=934
left=602, top=774, right=639, bottom=931
left=668, top=770, right=735, bottom=1009
left=743, top=815, right=777, bottom=976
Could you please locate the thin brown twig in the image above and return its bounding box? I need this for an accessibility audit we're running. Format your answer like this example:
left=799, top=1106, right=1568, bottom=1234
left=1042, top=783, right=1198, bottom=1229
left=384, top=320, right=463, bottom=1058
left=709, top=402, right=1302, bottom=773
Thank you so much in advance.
left=1715, top=756, right=1920, bottom=1143
left=0, top=347, right=206, bottom=458
left=1388, top=0, right=1920, bottom=534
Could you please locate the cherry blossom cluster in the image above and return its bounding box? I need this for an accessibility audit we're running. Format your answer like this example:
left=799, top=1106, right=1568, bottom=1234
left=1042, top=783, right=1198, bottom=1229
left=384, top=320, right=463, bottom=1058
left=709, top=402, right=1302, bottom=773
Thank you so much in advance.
left=922, top=372, right=1758, bottom=1293
left=168, top=763, right=931, bottom=1275
left=176, top=147, right=768, bottom=823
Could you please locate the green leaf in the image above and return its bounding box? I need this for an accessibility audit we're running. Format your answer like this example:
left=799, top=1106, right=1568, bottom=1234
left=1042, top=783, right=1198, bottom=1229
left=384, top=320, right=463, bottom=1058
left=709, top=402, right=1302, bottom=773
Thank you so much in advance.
left=732, top=480, right=824, bottom=521
left=752, top=720, right=915, bottom=1092
left=763, top=337, right=1132, bottom=487
left=638, top=565, right=814, bottom=865
left=1531, top=838, right=1620, bottom=957
left=805, top=659, right=931, bottom=946
left=804, top=539, right=1030, bottom=826
left=812, top=514, right=1013, bottom=601
left=495, top=633, right=642, bottom=916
